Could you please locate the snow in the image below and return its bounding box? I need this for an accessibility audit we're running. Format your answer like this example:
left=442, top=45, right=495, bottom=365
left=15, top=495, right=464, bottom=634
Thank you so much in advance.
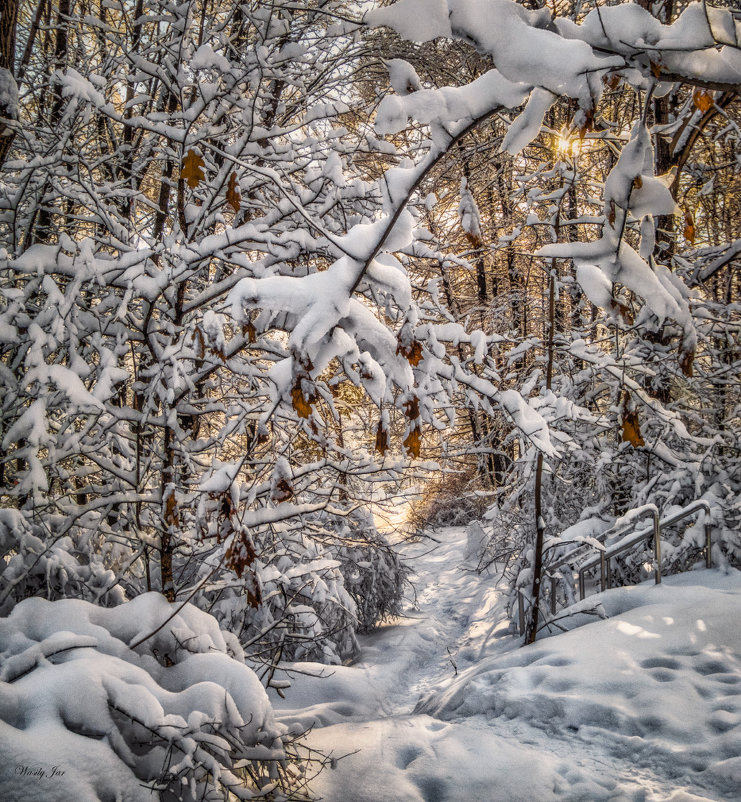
left=368, top=0, right=741, bottom=163
left=271, top=527, right=741, bottom=801
left=374, top=70, right=529, bottom=137
left=0, top=594, right=285, bottom=801
left=501, top=87, right=557, bottom=156
left=364, top=0, right=452, bottom=43
left=385, top=59, right=421, bottom=98
left=368, top=0, right=622, bottom=103
left=458, top=178, right=482, bottom=241
left=561, top=2, right=741, bottom=87
left=575, top=262, right=613, bottom=309
left=370, top=0, right=741, bottom=91
left=539, top=238, right=693, bottom=337
left=190, top=44, right=232, bottom=73
left=54, top=68, right=106, bottom=107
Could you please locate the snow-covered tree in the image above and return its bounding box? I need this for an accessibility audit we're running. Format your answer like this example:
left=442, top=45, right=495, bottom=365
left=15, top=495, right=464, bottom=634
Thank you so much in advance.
left=1, top=0, right=417, bottom=665
left=365, top=0, right=741, bottom=640
left=1, top=0, right=552, bottom=666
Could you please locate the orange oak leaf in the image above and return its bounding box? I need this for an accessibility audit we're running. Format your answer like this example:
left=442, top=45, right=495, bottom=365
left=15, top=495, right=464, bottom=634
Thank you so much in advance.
left=181, top=150, right=205, bottom=189
left=692, top=88, right=714, bottom=113
left=227, top=171, right=241, bottom=213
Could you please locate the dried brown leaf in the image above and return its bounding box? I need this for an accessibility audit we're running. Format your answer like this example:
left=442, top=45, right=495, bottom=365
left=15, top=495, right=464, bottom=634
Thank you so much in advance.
left=577, top=107, right=594, bottom=139
left=246, top=584, right=262, bottom=609
left=397, top=338, right=423, bottom=366
left=193, top=326, right=206, bottom=358
left=603, top=73, right=620, bottom=90
left=402, top=396, right=420, bottom=420
left=610, top=299, right=634, bottom=325
left=226, top=536, right=258, bottom=579
left=226, top=171, right=241, bottom=213
left=291, top=380, right=316, bottom=418
left=608, top=199, right=616, bottom=227
left=679, top=348, right=695, bottom=377
left=403, top=427, right=421, bottom=458
left=242, top=321, right=256, bottom=343
left=181, top=150, right=205, bottom=189
left=272, top=477, right=293, bottom=503
left=375, top=421, right=389, bottom=456
left=620, top=392, right=644, bottom=448
left=692, top=88, right=714, bottom=113
left=621, top=411, right=645, bottom=448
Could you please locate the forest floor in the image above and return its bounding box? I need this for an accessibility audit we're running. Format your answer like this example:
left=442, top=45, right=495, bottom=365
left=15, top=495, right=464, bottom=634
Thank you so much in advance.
left=272, top=527, right=741, bottom=801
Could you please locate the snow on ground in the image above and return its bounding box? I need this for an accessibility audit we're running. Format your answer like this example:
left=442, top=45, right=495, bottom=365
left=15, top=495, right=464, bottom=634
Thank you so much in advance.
left=272, top=527, right=741, bottom=801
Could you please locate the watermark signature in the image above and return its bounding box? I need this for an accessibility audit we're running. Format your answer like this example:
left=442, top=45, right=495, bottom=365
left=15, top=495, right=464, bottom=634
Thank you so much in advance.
left=15, top=764, right=66, bottom=779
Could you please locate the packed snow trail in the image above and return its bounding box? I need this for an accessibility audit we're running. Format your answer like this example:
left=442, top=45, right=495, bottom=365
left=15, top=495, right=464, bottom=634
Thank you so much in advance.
left=272, top=528, right=741, bottom=801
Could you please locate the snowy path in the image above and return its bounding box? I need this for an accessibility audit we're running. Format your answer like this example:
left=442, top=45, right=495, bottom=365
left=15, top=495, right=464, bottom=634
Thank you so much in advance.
left=272, top=528, right=741, bottom=801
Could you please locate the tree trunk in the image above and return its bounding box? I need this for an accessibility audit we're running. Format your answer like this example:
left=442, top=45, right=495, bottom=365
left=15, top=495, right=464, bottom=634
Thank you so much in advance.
left=525, top=266, right=556, bottom=645
left=0, top=0, right=19, bottom=166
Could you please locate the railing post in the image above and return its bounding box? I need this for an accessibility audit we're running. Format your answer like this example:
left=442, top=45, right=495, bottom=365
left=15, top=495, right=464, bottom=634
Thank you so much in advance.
left=652, top=508, right=661, bottom=584
left=600, top=551, right=606, bottom=592
left=550, top=575, right=557, bottom=615
left=518, top=590, right=525, bottom=636
left=579, top=568, right=586, bottom=601
left=704, top=515, right=712, bottom=569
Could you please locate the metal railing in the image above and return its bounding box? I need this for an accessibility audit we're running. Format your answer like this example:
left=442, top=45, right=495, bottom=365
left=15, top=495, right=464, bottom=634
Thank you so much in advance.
left=518, top=499, right=713, bottom=633
left=575, top=499, right=712, bottom=600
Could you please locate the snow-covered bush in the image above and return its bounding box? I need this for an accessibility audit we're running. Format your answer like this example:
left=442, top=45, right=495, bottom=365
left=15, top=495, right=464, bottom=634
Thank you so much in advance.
left=0, top=508, right=125, bottom=616
left=194, top=518, right=360, bottom=668
left=190, top=507, right=407, bottom=668
left=201, top=520, right=407, bottom=666
left=0, top=594, right=302, bottom=801
left=247, top=524, right=361, bottom=666
left=322, top=511, right=408, bottom=633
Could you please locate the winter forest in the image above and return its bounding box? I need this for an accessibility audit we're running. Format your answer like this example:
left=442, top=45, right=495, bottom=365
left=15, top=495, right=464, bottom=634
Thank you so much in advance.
left=1, top=0, right=740, bottom=798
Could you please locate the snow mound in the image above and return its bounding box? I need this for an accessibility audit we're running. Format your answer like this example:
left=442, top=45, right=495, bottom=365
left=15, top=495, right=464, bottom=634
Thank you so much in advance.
left=416, top=570, right=741, bottom=798
left=0, top=594, right=286, bottom=801
left=307, top=715, right=614, bottom=802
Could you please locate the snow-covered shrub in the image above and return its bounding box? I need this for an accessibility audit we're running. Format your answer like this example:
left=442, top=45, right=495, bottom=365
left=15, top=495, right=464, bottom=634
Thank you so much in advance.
left=0, top=593, right=302, bottom=801
left=191, top=498, right=406, bottom=668
left=196, top=519, right=360, bottom=668
left=321, top=511, right=408, bottom=633
left=406, top=469, right=490, bottom=534
left=0, top=508, right=125, bottom=615
left=250, top=525, right=361, bottom=666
